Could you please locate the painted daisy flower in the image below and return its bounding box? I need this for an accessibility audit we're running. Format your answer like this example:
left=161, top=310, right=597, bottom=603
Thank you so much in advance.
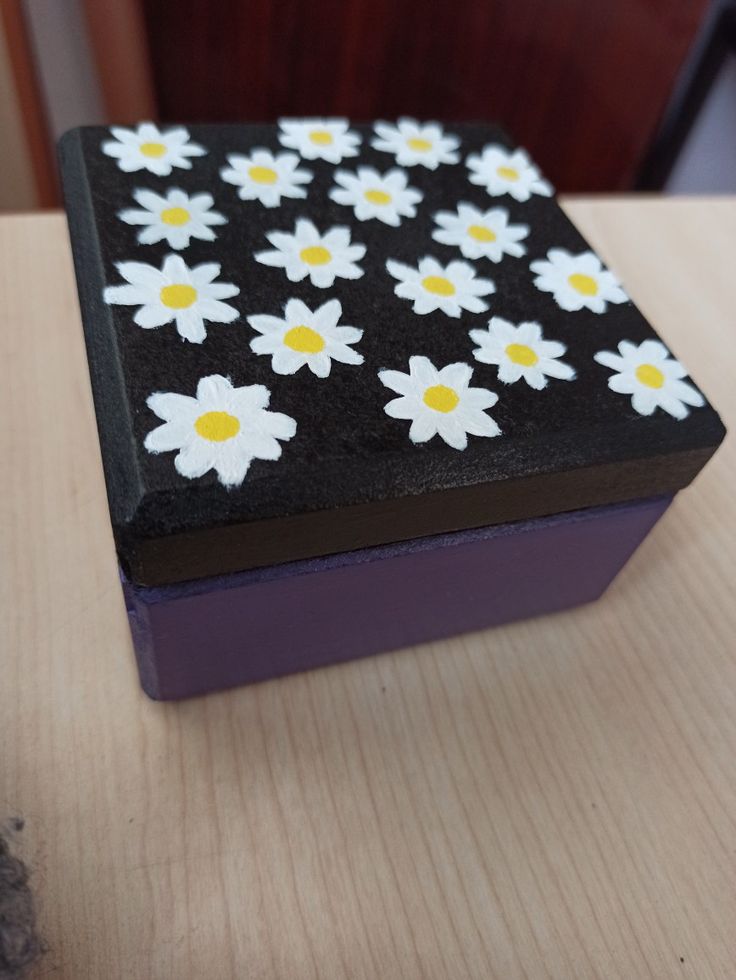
left=466, top=144, right=552, bottom=202
left=144, top=374, right=296, bottom=487
left=255, top=219, right=365, bottom=288
left=531, top=249, right=627, bottom=314
left=379, top=356, right=500, bottom=450
left=372, top=118, right=460, bottom=169
left=117, top=188, right=226, bottom=250
left=432, top=204, right=529, bottom=262
left=101, top=123, right=205, bottom=176
left=386, top=256, right=494, bottom=318
left=329, top=167, right=423, bottom=226
left=278, top=118, right=360, bottom=163
left=103, top=255, right=239, bottom=343
left=594, top=340, right=704, bottom=420
left=248, top=298, right=363, bottom=378
left=470, top=317, right=575, bottom=390
left=220, top=148, right=312, bottom=207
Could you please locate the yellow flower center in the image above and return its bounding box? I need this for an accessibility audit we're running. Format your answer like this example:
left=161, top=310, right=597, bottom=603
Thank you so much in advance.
left=422, top=275, right=456, bottom=296
left=140, top=141, right=166, bottom=158
left=423, top=384, right=460, bottom=413
left=497, top=165, right=519, bottom=181
left=300, top=245, right=331, bottom=266
left=309, top=130, right=333, bottom=145
left=468, top=224, right=496, bottom=242
left=194, top=411, right=240, bottom=442
left=364, top=189, right=392, bottom=205
left=408, top=137, right=432, bottom=152
left=635, top=363, right=665, bottom=389
left=161, top=206, right=190, bottom=226
left=160, top=284, right=197, bottom=309
left=248, top=165, right=278, bottom=184
left=506, top=343, right=538, bottom=367
left=284, top=325, right=325, bottom=353
left=568, top=273, right=598, bottom=296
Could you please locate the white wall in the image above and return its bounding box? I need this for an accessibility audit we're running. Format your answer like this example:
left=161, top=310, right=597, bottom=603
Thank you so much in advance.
left=23, top=0, right=105, bottom=143
left=666, top=54, right=736, bottom=194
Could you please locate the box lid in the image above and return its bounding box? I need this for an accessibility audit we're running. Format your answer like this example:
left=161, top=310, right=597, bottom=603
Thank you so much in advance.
left=59, top=121, right=725, bottom=586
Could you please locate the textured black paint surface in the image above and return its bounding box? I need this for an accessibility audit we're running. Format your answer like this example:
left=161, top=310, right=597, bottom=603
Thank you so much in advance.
left=59, top=123, right=725, bottom=585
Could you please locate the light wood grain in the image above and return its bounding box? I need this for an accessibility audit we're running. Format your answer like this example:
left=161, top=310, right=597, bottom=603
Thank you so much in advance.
left=1, top=200, right=735, bottom=980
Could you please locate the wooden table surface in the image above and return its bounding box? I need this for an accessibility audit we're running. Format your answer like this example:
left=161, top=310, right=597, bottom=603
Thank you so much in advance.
left=1, top=200, right=734, bottom=979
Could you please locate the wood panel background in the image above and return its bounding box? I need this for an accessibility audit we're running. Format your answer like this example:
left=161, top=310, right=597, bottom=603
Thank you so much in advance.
left=141, top=0, right=708, bottom=191
left=0, top=0, right=56, bottom=207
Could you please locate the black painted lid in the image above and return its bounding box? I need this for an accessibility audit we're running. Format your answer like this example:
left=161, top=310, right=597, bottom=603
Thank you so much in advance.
left=59, top=121, right=725, bottom=586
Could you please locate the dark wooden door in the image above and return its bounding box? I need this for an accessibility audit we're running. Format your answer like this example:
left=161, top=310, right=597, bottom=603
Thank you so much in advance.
left=141, top=0, right=707, bottom=191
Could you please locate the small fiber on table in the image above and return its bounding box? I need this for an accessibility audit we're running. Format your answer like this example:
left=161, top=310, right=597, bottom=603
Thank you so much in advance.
left=0, top=830, right=43, bottom=980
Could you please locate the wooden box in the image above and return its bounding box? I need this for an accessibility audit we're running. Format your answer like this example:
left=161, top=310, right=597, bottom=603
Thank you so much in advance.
left=59, top=120, right=724, bottom=699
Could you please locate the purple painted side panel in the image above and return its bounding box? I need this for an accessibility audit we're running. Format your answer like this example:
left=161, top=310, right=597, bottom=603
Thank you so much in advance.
left=122, top=497, right=671, bottom=700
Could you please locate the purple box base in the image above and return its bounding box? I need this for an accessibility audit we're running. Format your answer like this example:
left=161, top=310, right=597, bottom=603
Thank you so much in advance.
left=122, top=496, right=670, bottom=700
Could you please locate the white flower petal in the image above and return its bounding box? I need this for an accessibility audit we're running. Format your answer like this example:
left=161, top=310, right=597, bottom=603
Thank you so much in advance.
left=378, top=370, right=414, bottom=396
left=144, top=420, right=193, bottom=453
left=271, top=348, right=306, bottom=375
left=384, top=396, right=418, bottom=420
left=247, top=314, right=285, bottom=335
left=308, top=353, right=332, bottom=378
left=175, top=441, right=213, bottom=480
left=594, top=350, right=625, bottom=371
left=310, top=266, right=336, bottom=288
left=175, top=310, right=207, bottom=343
left=539, top=358, right=575, bottom=381
left=134, top=304, right=173, bottom=329
left=439, top=362, right=472, bottom=390
left=197, top=298, right=239, bottom=323
left=437, top=416, right=468, bottom=450
left=313, top=298, right=342, bottom=329
left=669, top=379, right=705, bottom=407
left=255, top=249, right=288, bottom=268
left=103, top=284, right=150, bottom=306
left=214, top=446, right=254, bottom=487
left=330, top=345, right=363, bottom=366
left=462, top=411, right=501, bottom=438
left=409, top=414, right=438, bottom=443
left=498, top=362, right=525, bottom=385
left=250, top=334, right=278, bottom=356
left=147, top=391, right=199, bottom=421
left=631, top=390, right=658, bottom=416
left=260, top=410, right=297, bottom=441
left=656, top=392, right=689, bottom=420
left=608, top=374, right=637, bottom=394
left=333, top=325, right=362, bottom=344
left=409, top=356, right=437, bottom=387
